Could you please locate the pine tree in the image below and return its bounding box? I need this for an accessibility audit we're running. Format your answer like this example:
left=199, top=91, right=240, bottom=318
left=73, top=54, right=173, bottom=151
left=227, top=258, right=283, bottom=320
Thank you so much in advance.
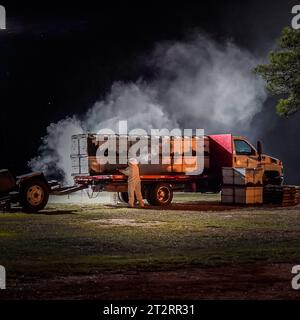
left=254, top=27, right=300, bottom=116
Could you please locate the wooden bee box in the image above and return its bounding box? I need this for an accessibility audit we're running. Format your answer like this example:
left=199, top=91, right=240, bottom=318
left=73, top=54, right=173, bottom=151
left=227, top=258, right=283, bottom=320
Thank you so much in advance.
left=222, top=186, right=263, bottom=204
left=222, top=167, right=263, bottom=186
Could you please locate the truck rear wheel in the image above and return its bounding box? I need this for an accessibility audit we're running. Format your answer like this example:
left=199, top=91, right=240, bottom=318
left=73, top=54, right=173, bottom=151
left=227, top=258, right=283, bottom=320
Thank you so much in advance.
left=118, top=192, right=143, bottom=205
left=147, top=183, right=173, bottom=206
left=19, top=178, right=49, bottom=212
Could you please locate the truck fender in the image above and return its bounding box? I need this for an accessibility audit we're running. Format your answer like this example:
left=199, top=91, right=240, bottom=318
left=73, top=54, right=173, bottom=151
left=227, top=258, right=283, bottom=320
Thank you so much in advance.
left=16, top=172, right=50, bottom=190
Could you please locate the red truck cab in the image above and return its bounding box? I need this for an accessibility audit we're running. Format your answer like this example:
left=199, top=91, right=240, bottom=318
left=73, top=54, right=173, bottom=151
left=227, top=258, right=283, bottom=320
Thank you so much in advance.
left=208, top=134, right=283, bottom=186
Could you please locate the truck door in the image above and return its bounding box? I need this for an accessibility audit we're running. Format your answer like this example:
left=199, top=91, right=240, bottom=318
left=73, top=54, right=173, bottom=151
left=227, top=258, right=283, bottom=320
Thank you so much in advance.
left=233, top=138, right=258, bottom=168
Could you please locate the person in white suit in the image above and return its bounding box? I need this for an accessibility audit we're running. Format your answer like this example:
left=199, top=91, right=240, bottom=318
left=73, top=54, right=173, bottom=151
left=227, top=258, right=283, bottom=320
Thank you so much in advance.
left=119, top=158, right=145, bottom=208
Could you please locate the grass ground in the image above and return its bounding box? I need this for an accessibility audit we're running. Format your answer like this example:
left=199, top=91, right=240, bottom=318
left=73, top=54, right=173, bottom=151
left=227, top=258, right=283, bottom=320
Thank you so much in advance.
left=0, top=193, right=300, bottom=299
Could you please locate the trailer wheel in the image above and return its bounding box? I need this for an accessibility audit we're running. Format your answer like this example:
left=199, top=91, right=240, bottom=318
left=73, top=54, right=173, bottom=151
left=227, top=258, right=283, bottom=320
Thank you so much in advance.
left=147, top=183, right=173, bottom=206
left=118, top=192, right=129, bottom=203
left=19, top=178, right=49, bottom=212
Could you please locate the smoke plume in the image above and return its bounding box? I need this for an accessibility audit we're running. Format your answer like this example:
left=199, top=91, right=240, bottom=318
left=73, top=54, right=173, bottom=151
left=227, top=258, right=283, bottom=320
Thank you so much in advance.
left=29, top=34, right=267, bottom=184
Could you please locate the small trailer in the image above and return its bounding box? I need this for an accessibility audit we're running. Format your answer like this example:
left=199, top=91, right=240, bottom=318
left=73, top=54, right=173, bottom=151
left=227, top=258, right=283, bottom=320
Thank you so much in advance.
left=0, top=169, right=87, bottom=212
left=0, top=170, right=51, bottom=212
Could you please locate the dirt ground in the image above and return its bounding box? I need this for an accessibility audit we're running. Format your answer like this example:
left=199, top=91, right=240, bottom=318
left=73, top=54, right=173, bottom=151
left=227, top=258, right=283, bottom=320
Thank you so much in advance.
left=0, top=193, right=300, bottom=300
left=2, top=263, right=298, bottom=300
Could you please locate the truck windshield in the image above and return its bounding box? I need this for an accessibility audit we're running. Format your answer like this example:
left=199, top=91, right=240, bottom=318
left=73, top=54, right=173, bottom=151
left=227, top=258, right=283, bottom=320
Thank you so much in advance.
left=234, top=140, right=255, bottom=155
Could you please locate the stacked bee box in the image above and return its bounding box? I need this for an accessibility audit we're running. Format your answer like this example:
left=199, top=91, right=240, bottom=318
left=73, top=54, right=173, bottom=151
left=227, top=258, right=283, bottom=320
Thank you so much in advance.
left=263, top=185, right=300, bottom=206
left=71, top=134, right=210, bottom=176
left=263, top=185, right=282, bottom=204
left=296, top=186, right=300, bottom=204
left=221, top=167, right=263, bottom=204
left=282, top=186, right=299, bottom=206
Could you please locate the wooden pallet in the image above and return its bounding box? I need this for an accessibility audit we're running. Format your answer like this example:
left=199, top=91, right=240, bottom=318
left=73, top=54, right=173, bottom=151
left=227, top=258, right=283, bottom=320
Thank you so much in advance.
left=263, top=185, right=300, bottom=206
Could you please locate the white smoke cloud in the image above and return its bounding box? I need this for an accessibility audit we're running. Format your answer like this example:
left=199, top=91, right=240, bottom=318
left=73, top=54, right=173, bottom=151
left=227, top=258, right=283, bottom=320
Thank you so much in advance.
left=29, top=33, right=267, bottom=184
left=153, top=35, right=266, bottom=132
left=29, top=117, right=83, bottom=184
left=84, top=82, right=177, bottom=133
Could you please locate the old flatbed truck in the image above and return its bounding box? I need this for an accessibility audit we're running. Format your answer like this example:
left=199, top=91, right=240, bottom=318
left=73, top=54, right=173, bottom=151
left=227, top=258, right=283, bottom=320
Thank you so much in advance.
left=0, top=134, right=283, bottom=212
left=71, top=133, right=283, bottom=206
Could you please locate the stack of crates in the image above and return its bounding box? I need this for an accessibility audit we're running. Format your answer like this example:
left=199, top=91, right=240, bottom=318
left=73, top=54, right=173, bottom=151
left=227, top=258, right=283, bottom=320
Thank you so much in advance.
left=263, top=185, right=300, bottom=206
left=221, top=167, right=263, bottom=204
left=71, top=133, right=210, bottom=176
left=296, top=187, right=300, bottom=205
left=281, top=186, right=300, bottom=206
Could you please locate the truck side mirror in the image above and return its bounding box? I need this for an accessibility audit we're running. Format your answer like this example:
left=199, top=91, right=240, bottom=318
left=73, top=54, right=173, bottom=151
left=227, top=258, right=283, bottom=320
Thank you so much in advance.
left=257, top=140, right=263, bottom=161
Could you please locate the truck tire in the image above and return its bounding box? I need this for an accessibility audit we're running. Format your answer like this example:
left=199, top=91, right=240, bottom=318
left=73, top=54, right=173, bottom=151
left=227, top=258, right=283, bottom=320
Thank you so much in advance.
left=118, top=192, right=144, bottom=205
left=263, top=171, right=283, bottom=186
left=19, top=178, right=49, bottom=212
left=147, top=183, right=173, bottom=206
left=118, top=192, right=129, bottom=203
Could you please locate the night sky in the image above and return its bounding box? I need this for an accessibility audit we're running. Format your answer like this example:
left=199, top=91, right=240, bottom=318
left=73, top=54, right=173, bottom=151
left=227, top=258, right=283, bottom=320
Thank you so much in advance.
left=0, top=0, right=300, bottom=183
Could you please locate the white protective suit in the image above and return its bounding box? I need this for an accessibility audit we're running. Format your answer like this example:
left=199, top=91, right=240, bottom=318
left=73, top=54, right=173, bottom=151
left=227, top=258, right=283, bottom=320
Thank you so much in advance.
left=120, top=158, right=144, bottom=208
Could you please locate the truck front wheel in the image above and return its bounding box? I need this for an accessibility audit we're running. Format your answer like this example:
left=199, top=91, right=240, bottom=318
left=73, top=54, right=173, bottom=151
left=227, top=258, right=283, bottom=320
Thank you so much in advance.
left=147, top=183, right=173, bottom=206
left=20, top=178, right=49, bottom=212
left=263, top=171, right=283, bottom=186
